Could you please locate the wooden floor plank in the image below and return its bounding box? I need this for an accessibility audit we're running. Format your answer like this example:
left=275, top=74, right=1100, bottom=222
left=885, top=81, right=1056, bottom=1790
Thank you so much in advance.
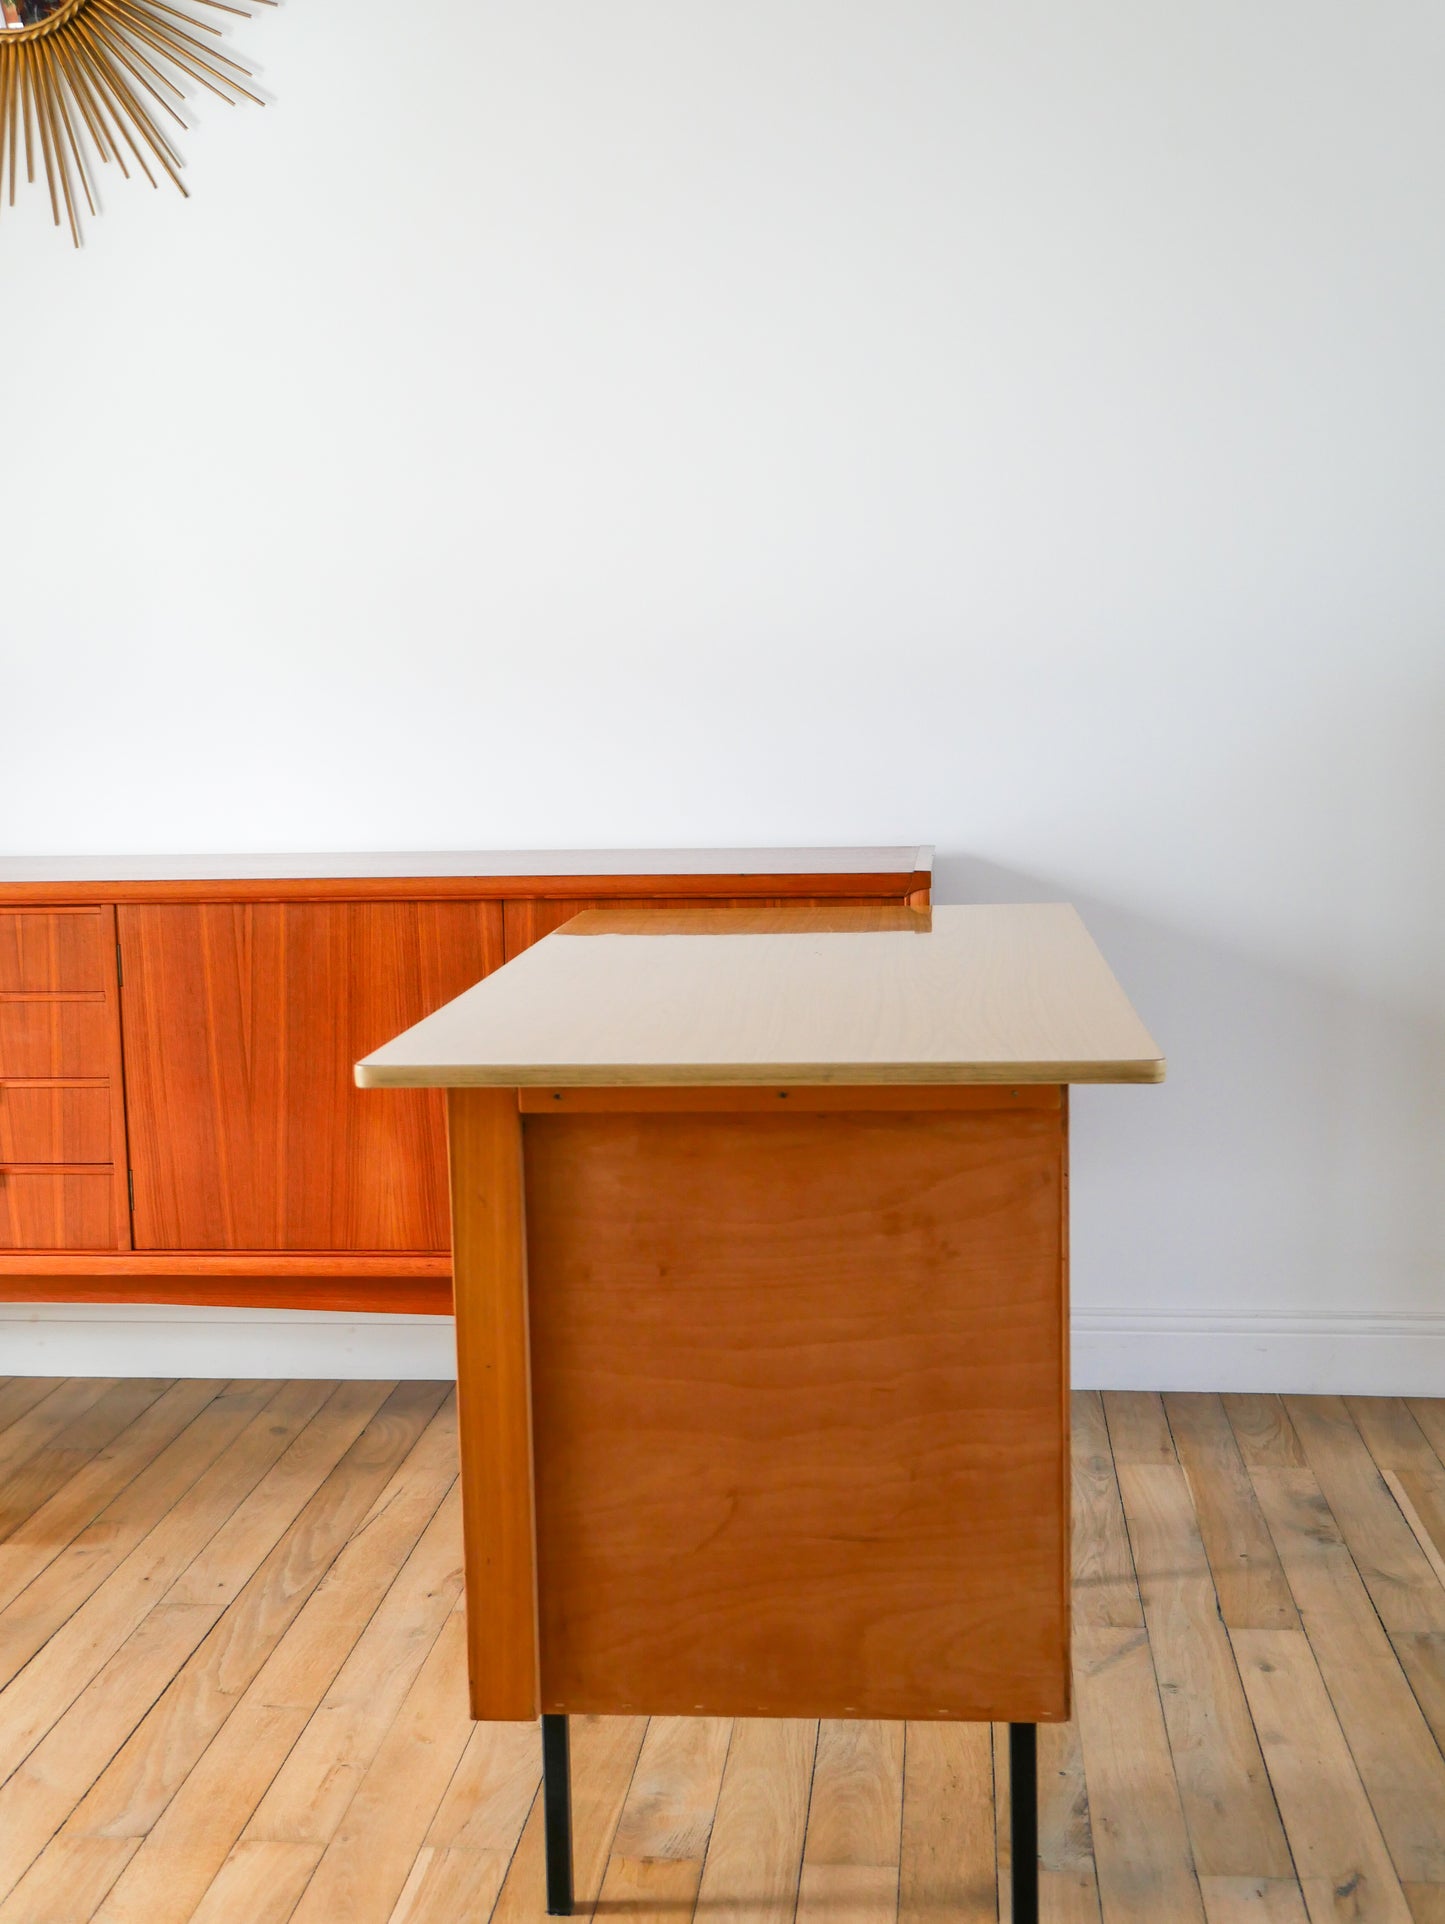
left=1073, top=1625, right=1207, bottom=1922
left=387, top=1719, right=540, bottom=1922
left=0, top=1381, right=384, bottom=1909
left=71, top=1381, right=449, bottom=1847
left=0, top=1378, right=119, bottom=1479
left=188, top=1840, right=322, bottom=1924
left=0, top=1836, right=140, bottom=1924
left=1347, top=1399, right=1445, bottom=1481
left=1285, top=1398, right=1445, bottom=1634
left=797, top=1721, right=903, bottom=1921
left=0, top=1381, right=326, bottom=1778
left=0, top=1380, right=1439, bottom=1924
left=0, top=1378, right=65, bottom=1444
left=488, top=1712, right=648, bottom=1920
left=1103, top=1391, right=1178, bottom=1467
left=1251, top=1469, right=1445, bottom=1886
left=608, top=1713, right=732, bottom=1861
left=897, top=1722, right=995, bottom=1924
left=1115, top=1461, right=1291, bottom=1879
left=1232, top=1628, right=1414, bottom=1923
left=286, top=1605, right=475, bottom=1924
left=241, top=1478, right=466, bottom=1853
left=0, top=1381, right=225, bottom=1619
left=1406, top=1403, right=1445, bottom=1470
left=595, top=1711, right=732, bottom=1915
left=1200, top=1875, right=1310, bottom=1922
left=0, top=1380, right=171, bottom=1547
left=692, top=1717, right=817, bottom=1924
left=1223, top=1395, right=1306, bottom=1472
left=1393, top=1632, right=1445, bottom=1753
left=1167, top=1392, right=1299, bottom=1630
left=1072, top=1391, right=1145, bottom=1629
left=0, top=1379, right=302, bottom=1703
left=83, top=1396, right=459, bottom=1924
left=1385, top=1475, right=1445, bottom=1591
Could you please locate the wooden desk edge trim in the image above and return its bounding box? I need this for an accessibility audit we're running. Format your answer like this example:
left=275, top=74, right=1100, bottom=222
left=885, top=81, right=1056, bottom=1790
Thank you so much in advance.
left=360, top=1057, right=1166, bottom=1089
left=0, top=869, right=933, bottom=908
left=447, top=1088, right=541, bottom=1719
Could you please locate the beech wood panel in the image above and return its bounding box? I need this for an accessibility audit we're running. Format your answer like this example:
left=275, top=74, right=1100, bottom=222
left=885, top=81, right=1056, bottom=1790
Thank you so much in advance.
left=0, top=1000, right=111, bottom=1079
left=447, top=1088, right=539, bottom=1720
left=522, top=1102, right=1069, bottom=1721
left=0, top=1169, right=115, bottom=1249
left=0, top=910, right=108, bottom=992
left=119, top=902, right=503, bottom=1252
left=0, top=1084, right=111, bottom=1163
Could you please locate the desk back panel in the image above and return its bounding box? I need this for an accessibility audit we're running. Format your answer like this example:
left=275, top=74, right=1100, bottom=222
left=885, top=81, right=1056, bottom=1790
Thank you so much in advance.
left=520, top=1092, right=1069, bottom=1723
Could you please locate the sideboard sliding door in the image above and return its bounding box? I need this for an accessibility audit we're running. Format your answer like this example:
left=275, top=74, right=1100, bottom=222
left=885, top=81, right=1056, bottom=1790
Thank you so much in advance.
left=118, top=902, right=503, bottom=1251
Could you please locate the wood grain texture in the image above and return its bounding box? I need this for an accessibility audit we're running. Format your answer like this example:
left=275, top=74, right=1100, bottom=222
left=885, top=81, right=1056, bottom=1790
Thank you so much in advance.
left=1224, top=1394, right=1307, bottom=1470
left=1232, top=1629, right=1414, bottom=1923
left=0, top=1252, right=452, bottom=1314
left=1250, top=1469, right=1445, bottom=1887
left=0, top=1170, right=116, bottom=1249
left=447, top=1088, right=539, bottom=1722
left=524, top=1103, right=1068, bottom=1720
left=1285, top=1396, right=1445, bottom=1633
left=692, top=1718, right=816, bottom=1924
left=0, top=1375, right=1441, bottom=1923
left=0, top=911, right=108, bottom=993
left=360, top=903, right=1166, bottom=1088
left=1165, top=1392, right=1299, bottom=1630
left=119, top=901, right=503, bottom=1251
left=0, top=999, right=110, bottom=1079
left=1114, top=1462, right=1291, bottom=1878
left=898, top=1721, right=997, bottom=1923
left=1073, top=1625, right=1208, bottom=1923
left=1072, top=1390, right=1144, bottom=1629
left=0, top=1084, right=111, bottom=1163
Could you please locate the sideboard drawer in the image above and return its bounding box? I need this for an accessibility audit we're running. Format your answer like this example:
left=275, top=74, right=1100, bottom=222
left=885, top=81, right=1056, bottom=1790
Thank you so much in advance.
left=0, top=1168, right=117, bottom=1249
left=0, top=1083, right=111, bottom=1163
left=0, top=1000, right=111, bottom=1077
left=0, top=910, right=108, bottom=992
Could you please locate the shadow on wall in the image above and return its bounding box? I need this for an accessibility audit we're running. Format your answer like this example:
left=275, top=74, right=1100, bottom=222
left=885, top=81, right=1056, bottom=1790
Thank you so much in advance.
left=934, top=855, right=1445, bottom=1323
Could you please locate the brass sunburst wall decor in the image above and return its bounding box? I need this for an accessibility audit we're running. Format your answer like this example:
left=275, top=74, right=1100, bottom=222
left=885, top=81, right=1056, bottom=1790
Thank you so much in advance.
left=0, top=0, right=271, bottom=245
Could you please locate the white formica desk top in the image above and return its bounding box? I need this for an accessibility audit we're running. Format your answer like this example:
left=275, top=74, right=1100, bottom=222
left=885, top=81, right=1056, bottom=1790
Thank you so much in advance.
left=357, top=904, right=1164, bottom=1089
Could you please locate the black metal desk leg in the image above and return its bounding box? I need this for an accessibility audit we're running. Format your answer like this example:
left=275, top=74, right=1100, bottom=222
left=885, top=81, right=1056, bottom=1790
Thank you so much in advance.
left=1009, top=1723, right=1038, bottom=1924
left=542, top=1714, right=574, bottom=1915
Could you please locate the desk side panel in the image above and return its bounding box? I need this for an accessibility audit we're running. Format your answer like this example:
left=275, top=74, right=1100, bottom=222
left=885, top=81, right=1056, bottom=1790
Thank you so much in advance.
left=524, top=1099, right=1068, bottom=1722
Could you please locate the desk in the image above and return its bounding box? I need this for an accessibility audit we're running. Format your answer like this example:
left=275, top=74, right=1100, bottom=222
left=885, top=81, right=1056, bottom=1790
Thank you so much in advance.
left=357, top=904, right=1163, bottom=1920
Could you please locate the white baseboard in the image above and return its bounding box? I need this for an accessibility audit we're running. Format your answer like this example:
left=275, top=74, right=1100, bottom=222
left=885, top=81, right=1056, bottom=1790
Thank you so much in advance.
left=0, top=1304, right=458, bottom=1381
left=2, top=1303, right=1442, bottom=1396
left=1073, top=1309, right=1445, bottom=1397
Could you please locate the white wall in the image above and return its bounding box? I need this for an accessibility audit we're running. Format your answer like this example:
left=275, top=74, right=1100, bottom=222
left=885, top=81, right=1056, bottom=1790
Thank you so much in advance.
left=5, top=3, right=1444, bottom=1389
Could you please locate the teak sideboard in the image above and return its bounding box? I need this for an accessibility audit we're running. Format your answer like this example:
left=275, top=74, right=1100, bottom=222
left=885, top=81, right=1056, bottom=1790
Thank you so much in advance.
left=0, top=849, right=930, bottom=1314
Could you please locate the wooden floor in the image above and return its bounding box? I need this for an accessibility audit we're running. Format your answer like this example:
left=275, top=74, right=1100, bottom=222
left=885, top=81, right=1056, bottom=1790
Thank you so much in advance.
left=0, top=1380, right=1441, bottom=1922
